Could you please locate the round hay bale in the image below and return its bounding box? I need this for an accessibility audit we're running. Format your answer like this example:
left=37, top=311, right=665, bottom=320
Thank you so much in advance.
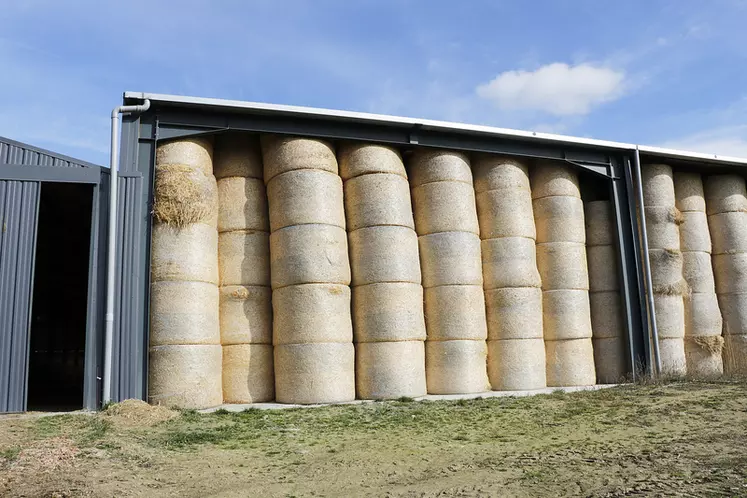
left=344, top=173, right=414, bottom=231
left=408, top=150, right=472, bottom=187
left=584, top=200, right=614, bottom=247
left=274, top=342, right=356, bottom=404
left=682, top=251, right=716, bottom=293
left=684, top=338, right=723, bottom=378
left=536, top=242, right=589, bottom=291
left=217, top=177, right=269, bottom=233
left=658, top=337, right=686, bottom=376
left=481, top=237, right=541, bottom=289
left=545, top=338, right=596, bottom=387
left=156, top=137, right=213, bottom=176
left=273, top=284, right=353, bottom=345
left=338, top=143, right=405, bottom=180
left=150, top=281, right=219, bottom=346
left=348, top=225, right=420, bottom=286
left=419, top=231, right=482, bottom=287
left=425, top=340, right=490, bottom=395
left=148, top=344, right=222, bottom=409
left=352, top=282, right=426, bottom=342
left=590, top=291, right=624, bottom=339
left=530, top=162, right=580, bottom=200
left=684, top=292, right=722, bottom=338
left=587, top=245, right=620, bottom=292
left=213, top=133, right=263, bottom=180
left=475, top=189, right=536, bottom=239
left=218, top=231, right=271, bottom=287
left=411, top=181, right=480, bottom=235
left=533, top=195, right=586, bottom=244
left=485, top=287, right=543, bottom=340
left=355, top=341, right=426, bottom=399
left=151, top=223, right=218, bottom=284
left=261, top=135, right=337, bottom=184
left=487, top=338, right=546, bottom=391
left=679, top=211, right=711, bottom=253
left=154, top=165, right=219, bottom=228
left=267, top=169, right=345, bottom=231
left=542, top=289, right=593, bottom=341
left=641, top=164, right=675, bottom=207
left=723, top=334, right=747, bottom=374
left=673, top=172, right=706, bottom=213
left=270, top=224, right=350, bottom=288
left=222, top=344, right=274, bottom=403
left=473, top=156, right=530, bottom=194
left=718, top=292, right=747, bottom=336
left=424, top=285, right=487, bottom=341
left=643, top=206, right=681, bottom=251
left=219, top=285, right=272, bottom=345
left=653, top=293, right=685, bottom=339
left=704, top=174, right=747, bottom=215
left=713, top=253, right=747, bottom=294
left=592, top=337, right=627, bottom=384
left=708, top=211, right=747, bottom=255
left=648, top=249, right=685, bottom=292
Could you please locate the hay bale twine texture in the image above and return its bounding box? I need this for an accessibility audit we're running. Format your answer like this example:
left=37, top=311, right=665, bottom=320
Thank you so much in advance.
left=149, top=344, right=222, bottom=409
left=339, top=143, right=426, bottom=399
left=409, top=150, right=488, bottom=394
left=474, top=155, right=545, bottom=391
left=222, top=344, right=274, bottom=404
left=263, top=136, right=354, bottom=404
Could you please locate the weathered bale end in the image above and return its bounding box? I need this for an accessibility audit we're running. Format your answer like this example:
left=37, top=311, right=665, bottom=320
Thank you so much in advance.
left=644, top=206, right=682, bottom=251
left=717, top=293, right=747, bottom=335
left=150, top=281, right=220, bottom=346
left=723, top=334, right=747, bottom=374
left=684, top=337, right=723, bottom=378
left=149, top=344, right=223, bottom=409
left=267, top=169, right=346, bottom=231
left=678, top=211, right=711, bottom=253
left=274, top=343, right=356, bottom=404
left=348, top=225, right=421, bottom=286
left=648, top=249, right=686, bottom=292
left=424, top=285, right=488, bottom=341
left=589, top=291, right=624, bottom=339
left=217, top=177, right=269, bottom=233
left=222, top=344, right=274, bottom=403
left=154, top=164, right=219, bottom=228
left=338, top=143, right=406, bottom=180
left=684, top=293, right=723, bottom=338
left=219, top=285, right=272, bottom=346
left=658, top=338, right=687, bottom=376
left=712, top=253, right=747, bottom=294
left=344, top=173, right=414, bottom=231
left=272, top=284, right=353, bottom=345
left=530, top=162, right=581, bottom=199
left=704, top=174, right=747, bottom=215
left=352, top=282, right=426, bottom=343
left=261, top=136, right=337, bottom=183
left=536, top=242, right=589, bottom=291
left=654, top=294, right=686, bottom=338
left=156, top=137, right=213, bottom=176
left=641, top=164, right=676, bottom=207
left=584, top=201, right=614, bottom=246
left=545, top=339, right=596, bottom=387
left=356, top=341, right=427, bottom=399
left=419, top=231, right=483, bottom=287
left=412, top=181, right=479, bottom=235
left=218, top=231, right=271, bottom=287
left=473, top=156, right=530, bottom=193
left=533, top=196, right=586, bottom=244
left=485, top=287, right=543, bottom=340
left=481, top=237, right=541, bottom=289
left=682, top=252, right=716, bottom=293
left=475, top=189, right=536, bottom=239
left=708, top=211, right=747, bottom=255
left=213, top=133, right=263, bottom=180
left=587, top=245, right=620, bottom=292
left=409, top=150, right=472, bottom=187
left=592, top=337, right=627, bottom=384
left=425, top=340, right=490, bottom=394
left=487, top=338, right=546, bottom=391
left=673, top=172, right=706, bottom=213
left=542, top=289, right=593, bottom=341
left=151, top=223, right=219, bottom=284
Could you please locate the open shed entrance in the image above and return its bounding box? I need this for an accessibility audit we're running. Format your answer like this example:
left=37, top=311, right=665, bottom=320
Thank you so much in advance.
left=26, top=182, right=93, bottom=411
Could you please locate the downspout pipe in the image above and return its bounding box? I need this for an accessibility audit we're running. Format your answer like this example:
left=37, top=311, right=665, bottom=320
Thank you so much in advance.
left=103, top=99, right=151, bottom=405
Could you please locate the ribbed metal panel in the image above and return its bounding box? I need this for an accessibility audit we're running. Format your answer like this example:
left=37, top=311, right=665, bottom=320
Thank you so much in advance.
left=0, top=136, right=99, bottom=169
left=0, top=180, right=40, bottom=412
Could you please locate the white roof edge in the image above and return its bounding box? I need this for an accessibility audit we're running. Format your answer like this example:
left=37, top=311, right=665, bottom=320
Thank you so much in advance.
left=124, top=91, right=747, bottom=166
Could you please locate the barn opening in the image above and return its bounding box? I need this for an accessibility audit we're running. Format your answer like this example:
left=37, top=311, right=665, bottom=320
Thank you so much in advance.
left=26, top=182, right=93, bottom=411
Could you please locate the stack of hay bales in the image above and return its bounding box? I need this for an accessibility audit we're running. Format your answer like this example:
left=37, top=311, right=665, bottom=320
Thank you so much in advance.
left=642, top=164, right=687, bottom=376
left=532, top=162, right=596, bottom=386
left=705, top=174, right=747, bottom=374
left=339, top=143, right=427, bottom=399
left=675, top=173, right=723, bottom=376
left=214, top=134, right=274, bottom=403
left=585, top=201, right=626, bottom=383
left=262, top=136, right=355, bottom=403
left=409, top=150, right=489, bottom=394
left=149, top=137, right=222, bottom=408
left=474, top=156, right=546, bottom=390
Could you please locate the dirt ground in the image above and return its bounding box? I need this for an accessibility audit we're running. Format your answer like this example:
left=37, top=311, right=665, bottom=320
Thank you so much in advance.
left=1, top=381, right=746, bottom=497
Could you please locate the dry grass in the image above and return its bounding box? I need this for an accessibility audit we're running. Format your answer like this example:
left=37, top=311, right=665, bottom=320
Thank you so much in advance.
left=153, top=165, right=217, bottom=227
left=694, top=335, right=725, bottom=355
left=102, top=399, right=178, bottom=428
left=668, top=207, right=685, bottom=225
left=653, top=279, right=691, bottom=296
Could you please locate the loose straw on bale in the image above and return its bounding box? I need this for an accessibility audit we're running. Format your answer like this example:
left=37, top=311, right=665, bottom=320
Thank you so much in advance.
left=153, top=165, right=219, bottom=228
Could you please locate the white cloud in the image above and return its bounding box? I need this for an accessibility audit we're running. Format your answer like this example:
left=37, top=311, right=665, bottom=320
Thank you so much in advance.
left=657, top=125, right=747, bottom=158
left=475, top=63, right=626, bottom=116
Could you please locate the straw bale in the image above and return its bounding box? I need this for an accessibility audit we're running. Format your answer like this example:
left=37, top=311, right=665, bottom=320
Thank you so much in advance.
left=222, top=344, right=274, bottom=403
left=704, top=174, right=747, bottom=215
left=153, top=165, right=218, bottom=228
left=412, top=181, right=480, bottom=235
left=273, top=283, right=353, bottom=345
left=481, top=237, right=541, bottom=289
left=151, top=223, right=218, bottom=284
left=545, top=338, right=596, bottom=387
left=592, top=336, right=627, bottom=384
left=584, top=200, right=614, bottom=247
left=684, top=337, right=724, bottom=378
left=408, top=150, right=472, bottom=187
left=485, top=287, right=543, bottom=340
left=590, top=291, right=624, bottom=339
left=424, top=285, right=488, bottom=341
left=261, top=135, right=337, bottom=183
left=344, top=173, right=414, bottom=231
left=684, top=292, right=722, bottom=338
left=641, top=164, right=675, bottom=207
left=654, top=293, right=685, bottom=338
left=356, top=341, right=427, bottom=399
left=475, top=189, right=536, bottom=239
left=644, top=206, right=681, bottom=251
left=472, top=156, right=530, bottom=194
left=150, top=281, right=220, bottom=346
left=352, top=282, right=426, bottom=342
left=723, top=334, right=747, bottom=374
left=658, top=337, right=687, bottom=376
left=148, top=344, right=222, bottom=409
left=533, top=195, right=586, bottom=244
left=678, top=211, right=711, bottom=253
left=648, top=248, right=685, bottom=292
left=682, top=251, right=716, bottom=293
left=425, top=340, right=490, bottom=394
left=219, top=285, right=272, bottom=345
left=713, top=253, right=747, bottom=294
left=673, top=172, right=706, bottom=213
left=543, top=289, right=593, bottom=341
left=719, top=293, right=747, bottom=336
left=587, top=245, right=620, bottom=292
left=709, top=211, right=747, bottom=255
left=536, top=242, right=589, bottom=291
left=338, top=143, right=405, bottom=180
left=419, top=231, right=483, bottom=287
left=267, top=169, right=345, bottom=231
left=486, top=338, right=547, bottom=391
left=213, top=133, right=263, bottom=180
left=270, top=224, right=350, bottom=288
left=530, top=162, right=580, bottom=200
left=217, top=177, right=269, bottom=233
left=218, top=230, right=271, bottom=287
left=348, top=225, right=421, bottom=286
left=156, top=137, right=213, bottom=176
left=274, top=342, right=356, bottom=404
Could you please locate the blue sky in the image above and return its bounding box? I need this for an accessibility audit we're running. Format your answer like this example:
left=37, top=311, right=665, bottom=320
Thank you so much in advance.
left=1, top=0, right=746, bottom=165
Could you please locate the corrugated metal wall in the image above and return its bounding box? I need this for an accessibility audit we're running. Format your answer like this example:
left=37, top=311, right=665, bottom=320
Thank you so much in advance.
left=0, top=137, right=99, bottom=169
